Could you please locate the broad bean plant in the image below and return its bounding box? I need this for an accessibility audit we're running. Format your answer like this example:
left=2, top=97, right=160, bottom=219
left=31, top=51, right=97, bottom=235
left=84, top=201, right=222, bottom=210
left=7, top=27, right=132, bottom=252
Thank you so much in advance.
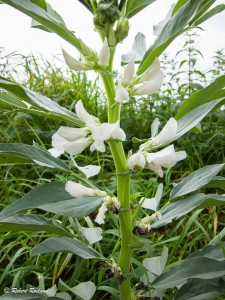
left=0, top=1, right=225, bottom=299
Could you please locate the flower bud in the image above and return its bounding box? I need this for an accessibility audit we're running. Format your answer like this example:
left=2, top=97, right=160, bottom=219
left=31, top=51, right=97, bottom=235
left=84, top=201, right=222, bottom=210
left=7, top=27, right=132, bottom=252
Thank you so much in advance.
left=122, top=60, right=135, bottom=84
left=128, top=152, right=146, bottom=171
left=98, top=37, right=110, bottom=67
left=62, top=48, right=90, bottom=71
left=115, top=79, right=129, bottom=103
left=115, top=18, right=129, bottom=43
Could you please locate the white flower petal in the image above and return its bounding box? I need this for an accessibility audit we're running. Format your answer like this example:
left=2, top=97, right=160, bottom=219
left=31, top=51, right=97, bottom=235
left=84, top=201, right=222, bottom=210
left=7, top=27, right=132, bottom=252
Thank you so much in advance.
left=110, top=121, right=126, bottom=141
left=115, top=80, right=130, bottom=103
left=134, top=70, right=164, bottom=95
left=64, top=137, right=91, bottom=155
left=95, top=204, right=108, bottom=224
left=65, top=181, right=96, bottom=197
left=48, top=147, right=64, bottom=158
left=122, top=60, right=135, bottom=84
left=57, top=126, right=88, bottom=141
left=75, top=100, right=96, bottom=125
left=128, top=152, right=146, bottom=171
left=148, top=163, right=164, bottom=177
left=139, top=58, right=161, bottom=82
left=151, top=118, right=160, bottom=138
left=91, top=123, right=111, bottom=141
left=62, top=48, right=90, bottom=71
left=152, top=117, right=178, bottom=146
left=51, top=132, right=67, bottom=150
left=90, top=140, right=106, bottom=152
left=73, top=159, right=101, bottom=178
left=98, top=37, right=110, bottom=67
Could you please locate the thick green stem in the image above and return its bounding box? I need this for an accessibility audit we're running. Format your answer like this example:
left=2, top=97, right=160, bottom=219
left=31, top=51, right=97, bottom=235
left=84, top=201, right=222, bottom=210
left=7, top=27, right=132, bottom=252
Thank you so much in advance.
left=100, top=51, right=134, bottom=299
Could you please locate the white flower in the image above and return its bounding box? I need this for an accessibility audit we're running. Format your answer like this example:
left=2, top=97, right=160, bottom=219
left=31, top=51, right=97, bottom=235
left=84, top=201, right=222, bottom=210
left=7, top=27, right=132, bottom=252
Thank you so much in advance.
left=152, top=118, right=178, bottom=146
left=72, top=157, right=101, bottom=178
left=110, top=121, right=126, bottom=141
left=153, top=4, right=175, bottom=36
left=122, top=60, right=135, bottom=84
left=133, top=58, right=164, bottom=96
left=145, top=145, right=187, bottom=177
left=121, top=32, right=146, bottom=63
left=115, top=79, right=130, bottom=103
left=128, top=152, right=145, bottom=171
left=95, top=204, right=108, bottom=225
left=89, top=123, right=111, bottom=152
left=140, top=118, right=178, bottom=151
left=90, top=140, right=106, bottom=152
left=98, top=37, right=110, bottom=67
left=65, top=181, right=107, bottom=198
left=62, top=48, right=90, bottom=71
left=75, top=100, right=96, bottom=126
left=141, top=183, right=163, bottom=211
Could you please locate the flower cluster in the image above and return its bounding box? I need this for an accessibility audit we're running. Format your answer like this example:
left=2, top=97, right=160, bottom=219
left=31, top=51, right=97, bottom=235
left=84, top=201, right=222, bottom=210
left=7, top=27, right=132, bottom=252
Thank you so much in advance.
left=128, top=118, right=187, bottom=177
left=51, top=100, right=126, bottom=156
left=65, top=181, right=120, bottom=225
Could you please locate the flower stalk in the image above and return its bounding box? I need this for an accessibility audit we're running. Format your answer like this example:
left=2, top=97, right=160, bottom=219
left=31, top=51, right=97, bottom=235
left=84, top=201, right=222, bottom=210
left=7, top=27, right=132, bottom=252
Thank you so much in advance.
left=100, top=47, right=133, bottom=299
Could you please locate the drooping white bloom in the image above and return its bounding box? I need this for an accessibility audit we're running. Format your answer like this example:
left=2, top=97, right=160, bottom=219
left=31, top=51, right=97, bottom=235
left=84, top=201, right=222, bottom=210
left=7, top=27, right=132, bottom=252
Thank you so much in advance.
left=95, top=204, right=108, bottom=225
left=153, top=4, right=175, bottom=36
left=140, top=118, right=178, bottom=151
left=63, top=137, right=92, bottom=155
left=65, top=181, right=107, bottom=198
left=89, top=123, right=112, bottom=152
left=151, top=117, right=160, bottom=138
left=133, top=67, right=164, bottom=95
left=139, top=58, right=161, bottom=82
left=128, top=152, right=145, bottom=171
left=152, top=117, right=178, bottom=146
left=122, top=60, right=135, bottom=84
left=121, top=32, right=146, bottom=63
left=75, top=100, right=96, bottom=126
left=62, top=48, right=90, bottom=71
left=115, top=79, right=130, bottom=103
left=98, top=37, right=110, bottom=67
left=145, top=144, right=187, bottom=177
left=110, top=121, right=126, bottom=141
left=72, top=157, right=101, bottom=178
left=57, top=126, right=88, bottom=141
left=141, top=183, right=163, bottom=211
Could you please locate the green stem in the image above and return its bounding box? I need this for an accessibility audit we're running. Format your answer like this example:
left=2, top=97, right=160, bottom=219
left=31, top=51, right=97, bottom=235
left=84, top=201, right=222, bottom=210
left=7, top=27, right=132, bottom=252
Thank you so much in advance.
left=100, top=49, right=133, bottom=299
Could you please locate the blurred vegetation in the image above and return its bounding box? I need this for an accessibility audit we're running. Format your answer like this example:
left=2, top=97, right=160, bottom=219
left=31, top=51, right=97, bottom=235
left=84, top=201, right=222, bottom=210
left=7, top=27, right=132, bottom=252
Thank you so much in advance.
left=0, top=31, right=225, bottom=298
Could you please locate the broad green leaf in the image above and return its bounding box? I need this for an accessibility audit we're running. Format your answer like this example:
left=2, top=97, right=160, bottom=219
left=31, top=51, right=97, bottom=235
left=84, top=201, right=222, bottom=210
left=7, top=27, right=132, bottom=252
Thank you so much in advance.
left=71, top=282, right=96, bottom=300
left=170, top=164, right=225, bottom=199
left=176, top=75, right=225, bottom=118
left=206, top=176, right=225, bottom=189
left=0, top=91, right=27, bottom=109
left=152, top=193, right=225, bottom=228
left=0, top=143, right=69, bottom=171
left=190, top=243, right=225, bottom=261
left=1, top=0, right=84, bottom=53
left=193, top=4, right=225, bottom=26
left=189, top=0, right=216, bottom=24
left=152, top=257, right=225, bottom=289
left=174, top=278, right=225, bottom=300
left=30, top=236, right=102, bottom=259
left=137, top=0, right=201, bottom=75
left=76, top=221, right=103, bottom=245
left=172, top=0, right=188, bottom=15
left=175, top=98, right=224, bottom=140
left=0, top=182, right=103, bottom=220
left=97, top=286, right=119, bottom=298
left=0, top=214, right=72, bottom=237
left=0, top=76, right=83, bottom=126
left=31, top=2, right=66, bottom=32
left=125, top=0, right=156, bottom=19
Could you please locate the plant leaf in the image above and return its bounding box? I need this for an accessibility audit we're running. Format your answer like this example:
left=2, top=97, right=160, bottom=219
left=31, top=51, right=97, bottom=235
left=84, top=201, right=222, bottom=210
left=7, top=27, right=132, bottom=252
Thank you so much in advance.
left=0, top=214, right=72, bottom=237
left=174, top=278, right=225, bottom=300
left=0, top=182, right=103, bottom=220
left=170, top=164, right=225, bottom=199
left=30, top=236, right=102, bottom=259
left=70, top=282, right=96, bottom=300
left=1, top=0, right=84, bottom=53
left=190, top=242, right=225, bottom=261
left=176, top=75, right=225, bottom=118
left=152, top=257, right=225, bottom=289
left=0, top=143, right=70, bottom=171
left=193, top=4, right=225, bottom=26
left=137, top=0, right=202, bottom=75
left=0, top=76, right=83, bottom=126
left=125, top=0, right=156, bottom=19
left=152, top=193, right=225, bottom=228
left=0, top=294, right=43, bottom=300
